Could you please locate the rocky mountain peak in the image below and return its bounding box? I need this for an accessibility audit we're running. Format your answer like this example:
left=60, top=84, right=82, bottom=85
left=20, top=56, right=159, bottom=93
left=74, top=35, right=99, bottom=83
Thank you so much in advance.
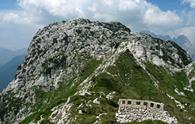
left=5, top=19, right=133, bottom=93
left=4, top=18, right=192, bottom=94
left=0, top=19, right=194, bottom=124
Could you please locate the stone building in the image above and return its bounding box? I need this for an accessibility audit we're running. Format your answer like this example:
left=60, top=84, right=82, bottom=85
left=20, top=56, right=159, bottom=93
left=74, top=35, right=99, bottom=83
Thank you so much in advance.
left=118, top=99, right=164, bottom=111
left=116, top=99, right=177, bottom=124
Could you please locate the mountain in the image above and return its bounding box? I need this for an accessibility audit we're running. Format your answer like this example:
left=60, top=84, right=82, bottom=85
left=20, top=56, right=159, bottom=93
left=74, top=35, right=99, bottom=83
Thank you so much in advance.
left=0, top=19, right=194, bottom=124
left=0, top=48, right=26, bottom=91
left=173, top=35, right=192, bottom=47
left=0, top=55, right=25, bottom=91
left=142, top=31, right=195, bottom=60
left=142, top=30, right=172, bottom=41
left=173, top=36, right=195, bottom=60
left=0, top=48, right=26, bottom=67
left=0, top=48, right=14, bottom=67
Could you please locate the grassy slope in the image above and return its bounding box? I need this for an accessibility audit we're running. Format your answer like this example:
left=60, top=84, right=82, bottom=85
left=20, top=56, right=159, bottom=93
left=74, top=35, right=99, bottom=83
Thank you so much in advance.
left=20, top=50, right=195, bottom=124
left=20, top=59, right=102, bottom=124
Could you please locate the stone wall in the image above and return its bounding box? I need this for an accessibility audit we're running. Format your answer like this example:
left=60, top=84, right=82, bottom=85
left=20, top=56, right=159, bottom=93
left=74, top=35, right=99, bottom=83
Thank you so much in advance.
left=118, top=99, right=164, bottom=111
left=116, top=99, right=177, bottom=124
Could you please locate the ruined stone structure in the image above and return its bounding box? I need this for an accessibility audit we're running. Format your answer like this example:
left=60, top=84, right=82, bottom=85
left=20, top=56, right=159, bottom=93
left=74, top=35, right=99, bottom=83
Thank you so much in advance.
left=118, top=99, right=164, bottom=111
left=116, top=99, right=177, bottom=124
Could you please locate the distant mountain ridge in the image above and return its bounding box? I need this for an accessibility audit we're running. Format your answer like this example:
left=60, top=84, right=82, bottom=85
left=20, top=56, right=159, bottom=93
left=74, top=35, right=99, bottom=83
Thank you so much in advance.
left=142, top=31, right=195, bottom=60
left=0, top=48, right=26, bottom=67
left=0, top=48, right=26, bottom=91
left=0, top=55, right=25, bottom=91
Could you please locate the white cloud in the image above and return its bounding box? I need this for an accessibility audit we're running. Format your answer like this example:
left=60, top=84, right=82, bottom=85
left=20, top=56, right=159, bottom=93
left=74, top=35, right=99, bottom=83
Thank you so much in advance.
left=16, top=0, right=181, bottom=30
left=0, top=0, right=189, bottom=49
left=0, top=11, right=31, bottom=25
left=18, top=0, right=88, bottom=17
left=184, top=0, right=195, bottom=8
left=118, top=0, right=142, bottom=11
left=186, top=10, right=195, bottom=25
left=143, top=6, right=182, bottom=27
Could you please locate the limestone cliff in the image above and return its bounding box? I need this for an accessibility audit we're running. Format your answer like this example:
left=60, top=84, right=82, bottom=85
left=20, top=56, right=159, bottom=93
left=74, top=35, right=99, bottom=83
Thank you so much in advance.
left=0, top=19, right=194, bottom=124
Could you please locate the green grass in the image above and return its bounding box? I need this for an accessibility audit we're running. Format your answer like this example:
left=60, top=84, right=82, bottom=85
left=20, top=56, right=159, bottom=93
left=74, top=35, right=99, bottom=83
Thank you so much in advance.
left=84, top=50, right=195, bottom=124
left=20, top=58, right=102, bottom=123
left=20, top=50, right=195, bottom=124
left=128, top=120, right=166, bottom=124
left=20, top=78, right=77, bottom=124
left=80, top=58, right=102, bottom=80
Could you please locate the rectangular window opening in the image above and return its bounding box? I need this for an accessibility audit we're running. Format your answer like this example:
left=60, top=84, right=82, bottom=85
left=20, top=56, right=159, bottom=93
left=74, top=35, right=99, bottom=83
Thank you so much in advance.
left=128, top=101, right=131, bottom=104
left=150, top=103, right=154, bottom=107
left=136, top=101, right=141, bottom=105
left=144, top=102, right=148, bottom=106
left=157, top=104, right=161, bottom=108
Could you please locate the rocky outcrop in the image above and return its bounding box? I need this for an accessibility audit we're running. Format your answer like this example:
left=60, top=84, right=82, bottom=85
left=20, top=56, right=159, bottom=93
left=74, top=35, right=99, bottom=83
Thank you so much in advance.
left=0, top=19, right=194, bottom=123
left=184, top=62, right=195, bottom=92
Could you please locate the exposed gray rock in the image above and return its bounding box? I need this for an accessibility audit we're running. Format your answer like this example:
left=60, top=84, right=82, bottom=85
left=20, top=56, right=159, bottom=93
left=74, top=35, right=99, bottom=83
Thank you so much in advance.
left=0, top=19, right=193, bottom=123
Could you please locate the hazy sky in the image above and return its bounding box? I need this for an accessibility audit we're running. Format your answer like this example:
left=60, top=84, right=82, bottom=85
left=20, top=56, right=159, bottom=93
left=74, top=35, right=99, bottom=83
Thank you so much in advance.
left=0, top=0, right=195, bottom=50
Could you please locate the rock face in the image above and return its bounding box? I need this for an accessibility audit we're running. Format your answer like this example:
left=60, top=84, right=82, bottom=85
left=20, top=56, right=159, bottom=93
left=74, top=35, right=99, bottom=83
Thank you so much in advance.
left=0, top=19, right=194, bottom=124
left=143, top=31, right=195, bottom=61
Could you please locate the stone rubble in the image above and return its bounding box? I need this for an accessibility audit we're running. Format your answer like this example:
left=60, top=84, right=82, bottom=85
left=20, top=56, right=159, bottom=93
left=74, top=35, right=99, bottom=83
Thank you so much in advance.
left=93, top=98, right=100, bottom=104
left=116, top=106, right=177, bottom=124
left=116, top=99, right=177, bottom=124
left=49, top=97, right=73, bottom=124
